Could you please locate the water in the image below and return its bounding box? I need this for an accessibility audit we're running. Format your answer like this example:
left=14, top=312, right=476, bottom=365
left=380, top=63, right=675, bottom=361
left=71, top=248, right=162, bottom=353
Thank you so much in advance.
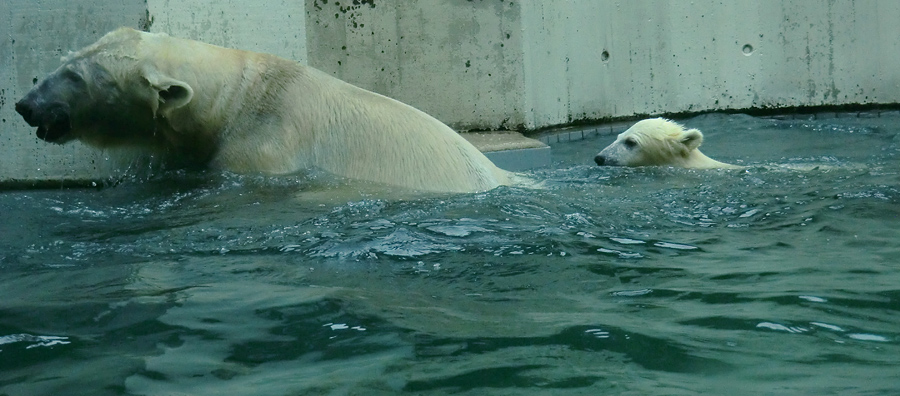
left=1, top=112, right=898, bottom=395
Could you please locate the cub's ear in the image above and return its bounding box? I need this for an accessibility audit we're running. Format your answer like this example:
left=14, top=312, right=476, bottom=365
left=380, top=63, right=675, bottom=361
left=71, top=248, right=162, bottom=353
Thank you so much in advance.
left=141, top=65, right=194, bottom=118
left=680, top=128, right=704, bottom=151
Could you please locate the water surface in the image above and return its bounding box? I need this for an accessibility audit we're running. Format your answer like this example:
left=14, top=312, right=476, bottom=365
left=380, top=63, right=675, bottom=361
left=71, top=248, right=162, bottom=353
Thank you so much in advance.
left=1, top=113, right=898, bottom=395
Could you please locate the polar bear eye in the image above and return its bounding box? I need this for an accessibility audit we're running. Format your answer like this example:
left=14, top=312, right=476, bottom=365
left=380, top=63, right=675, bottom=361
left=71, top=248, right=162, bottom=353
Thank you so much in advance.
left=623, top=138, right=638, bottom=149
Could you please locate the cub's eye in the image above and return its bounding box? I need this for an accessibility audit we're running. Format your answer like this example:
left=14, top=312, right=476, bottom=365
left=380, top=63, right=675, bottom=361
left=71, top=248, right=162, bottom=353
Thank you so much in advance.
left=623, top=138, right=638, bottom=149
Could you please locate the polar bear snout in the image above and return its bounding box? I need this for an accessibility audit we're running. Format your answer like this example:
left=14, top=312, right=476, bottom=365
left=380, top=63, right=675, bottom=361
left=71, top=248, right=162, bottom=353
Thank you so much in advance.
left=594, top=143, right=625, bottom=167
left=594, top=154, right=622, bottom=167
left=14, top=100, right=37, bottom=126
left=16, top=98, right=72, bottom=143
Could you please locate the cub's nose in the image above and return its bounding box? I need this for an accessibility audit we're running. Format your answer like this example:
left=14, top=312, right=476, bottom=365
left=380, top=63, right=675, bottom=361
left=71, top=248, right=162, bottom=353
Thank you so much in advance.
left=594, top=154, right=605, bottom=166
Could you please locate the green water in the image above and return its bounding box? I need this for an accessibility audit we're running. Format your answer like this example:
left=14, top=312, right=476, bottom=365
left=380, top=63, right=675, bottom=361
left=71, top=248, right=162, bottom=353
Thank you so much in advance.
left=1, top=113, right=898, bottom=395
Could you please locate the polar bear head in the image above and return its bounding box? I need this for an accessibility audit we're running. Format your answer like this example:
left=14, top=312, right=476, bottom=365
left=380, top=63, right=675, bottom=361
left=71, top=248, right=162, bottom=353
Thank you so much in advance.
left=15, top=28, right=193, bottom=149
left=594, top=118, right=736, bottom=169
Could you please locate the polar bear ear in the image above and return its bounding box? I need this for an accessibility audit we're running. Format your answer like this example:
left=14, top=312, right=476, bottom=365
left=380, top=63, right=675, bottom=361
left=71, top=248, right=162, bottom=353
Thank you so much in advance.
left=680, top=129, right=704, bottom=151
left=141, top=65, right=194, bottom=117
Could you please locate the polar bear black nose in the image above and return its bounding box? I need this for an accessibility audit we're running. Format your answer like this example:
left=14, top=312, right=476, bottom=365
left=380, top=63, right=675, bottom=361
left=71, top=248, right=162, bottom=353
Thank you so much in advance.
left=594, top=155, right=605, bottom=166
left=15, top=100, right=37, bottom=126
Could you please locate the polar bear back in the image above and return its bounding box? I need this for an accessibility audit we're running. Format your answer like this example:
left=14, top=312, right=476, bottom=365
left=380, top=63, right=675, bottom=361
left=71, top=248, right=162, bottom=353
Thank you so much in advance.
left=140, top=32, right=511, bottom=193
left=286, top=67, right=509, bottom=192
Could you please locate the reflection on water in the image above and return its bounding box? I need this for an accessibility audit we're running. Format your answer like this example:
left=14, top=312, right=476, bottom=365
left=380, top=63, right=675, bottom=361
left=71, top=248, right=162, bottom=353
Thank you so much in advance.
left=1, top=113, right=899, bottom=395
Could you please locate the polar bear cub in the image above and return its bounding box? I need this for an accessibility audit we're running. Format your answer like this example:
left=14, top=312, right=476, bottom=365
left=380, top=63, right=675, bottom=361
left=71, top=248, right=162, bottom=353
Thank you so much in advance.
left=15, top=28, right=511, bottom=193
left=594, top=118, right=739, bottom=169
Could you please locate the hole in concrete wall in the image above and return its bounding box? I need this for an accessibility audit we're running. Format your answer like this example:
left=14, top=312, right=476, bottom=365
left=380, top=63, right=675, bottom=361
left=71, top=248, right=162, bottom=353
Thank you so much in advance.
left=742, top=44, right=754, bottom=56
left=601, top=50, right=610, bottom=62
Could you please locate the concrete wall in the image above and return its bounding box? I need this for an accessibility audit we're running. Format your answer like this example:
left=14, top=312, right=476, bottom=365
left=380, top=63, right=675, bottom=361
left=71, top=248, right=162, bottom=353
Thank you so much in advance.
left=147, top=0, right=307, bottom=63
left=519, top=0, right=900, bottom=129
left=307, top=0, right=900, bottom=130
left=306, top=0, right=524, bottom=131
left=3, top=0, right=900, bottom=182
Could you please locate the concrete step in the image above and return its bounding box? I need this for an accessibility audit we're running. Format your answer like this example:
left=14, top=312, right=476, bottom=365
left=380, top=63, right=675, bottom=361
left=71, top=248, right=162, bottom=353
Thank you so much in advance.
left=461, top=131, right=551, bottom=171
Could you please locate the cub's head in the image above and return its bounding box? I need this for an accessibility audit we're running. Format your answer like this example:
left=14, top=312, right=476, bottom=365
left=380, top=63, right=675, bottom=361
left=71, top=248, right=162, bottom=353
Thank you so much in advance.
left=15, top=28, right=193, bottom=148
left=594, top=118, right=704, bottom=167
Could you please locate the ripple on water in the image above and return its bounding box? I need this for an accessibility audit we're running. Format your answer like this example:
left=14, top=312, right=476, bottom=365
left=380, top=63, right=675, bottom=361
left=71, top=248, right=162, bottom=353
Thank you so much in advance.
left=2, top=112, right=899, bottom=394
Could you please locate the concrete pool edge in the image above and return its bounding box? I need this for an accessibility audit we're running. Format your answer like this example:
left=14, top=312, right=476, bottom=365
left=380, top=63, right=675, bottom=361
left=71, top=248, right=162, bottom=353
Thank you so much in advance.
left=461, top=131, right=551, bottom=172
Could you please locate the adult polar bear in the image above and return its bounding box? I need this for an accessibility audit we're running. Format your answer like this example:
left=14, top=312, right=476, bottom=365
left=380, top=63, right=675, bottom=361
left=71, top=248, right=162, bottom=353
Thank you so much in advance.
left=15, top=28, right=511, bottom=193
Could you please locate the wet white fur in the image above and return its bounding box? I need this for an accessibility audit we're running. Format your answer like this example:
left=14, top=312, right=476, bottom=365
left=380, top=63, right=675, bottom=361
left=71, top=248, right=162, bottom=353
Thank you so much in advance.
left=62, top=28, right=511, bottom=193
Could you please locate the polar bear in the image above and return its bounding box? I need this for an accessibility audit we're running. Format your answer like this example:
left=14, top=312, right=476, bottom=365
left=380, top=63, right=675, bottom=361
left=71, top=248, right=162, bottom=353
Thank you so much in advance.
left=15, top=28, right=511, bottom=193
left=594, top=118, right=739, bottom=169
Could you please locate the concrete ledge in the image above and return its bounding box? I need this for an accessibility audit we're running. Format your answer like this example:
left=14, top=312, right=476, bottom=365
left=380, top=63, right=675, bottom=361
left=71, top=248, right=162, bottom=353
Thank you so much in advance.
left=536, top=122, right=632, bottom=145
left=462, top=131, right=548, bottom=152
left=462, top=131, right=551, bottom=171
left=484, top=147, right=551, bottom=172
